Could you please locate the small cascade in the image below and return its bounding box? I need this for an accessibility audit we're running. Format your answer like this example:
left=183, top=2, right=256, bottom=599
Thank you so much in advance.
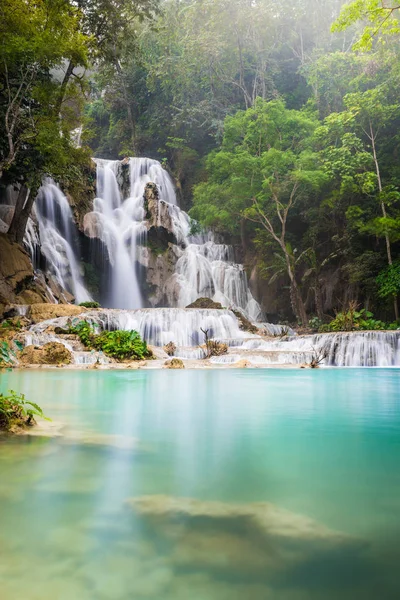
left=27, top=180, right=92, bottom=303
left=240, top=331, right=400, bottom=367
left=29, top=308, right=255, bottom=348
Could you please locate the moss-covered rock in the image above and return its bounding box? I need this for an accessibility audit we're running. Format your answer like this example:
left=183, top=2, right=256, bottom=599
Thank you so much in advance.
left=186, top=297, right=223, bottom=309
left=231, top=309, right=258, bottom=334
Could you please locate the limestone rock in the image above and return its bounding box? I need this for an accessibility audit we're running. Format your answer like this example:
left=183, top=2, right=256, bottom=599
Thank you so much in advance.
left=0, top=233, right=46, bottom=306
left=19, top=342, right=72, bottom=365
left=30, top=303, right=88, bottom=324
left=83, top=212, right=105, bottom=240
left=164, top=358, right=185, bottom=369
left=148, top=345, right=170, bottom=360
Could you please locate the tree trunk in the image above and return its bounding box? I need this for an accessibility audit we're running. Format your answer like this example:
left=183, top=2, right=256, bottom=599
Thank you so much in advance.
left=54, top=60, right=75, bottom=115
left=7, top=185, right=37, bottom=245
left=285, top=252, right=307, bottom=325
left=314, top=278, right=324, bottom=321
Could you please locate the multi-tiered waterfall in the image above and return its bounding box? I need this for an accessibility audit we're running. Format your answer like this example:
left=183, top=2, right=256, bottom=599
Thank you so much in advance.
left=20, top=157, right=400, bottom=367
left=82, top=158, right=262, bottom=319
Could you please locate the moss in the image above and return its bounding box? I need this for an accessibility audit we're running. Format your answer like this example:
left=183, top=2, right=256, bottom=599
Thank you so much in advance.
left=231, top=309, right=258, bottom=334
left=186, top=298, right=223, bottom=309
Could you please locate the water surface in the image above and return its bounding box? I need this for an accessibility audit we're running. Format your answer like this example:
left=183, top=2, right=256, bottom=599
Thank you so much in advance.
left=0, top=369, right=399, bottom=599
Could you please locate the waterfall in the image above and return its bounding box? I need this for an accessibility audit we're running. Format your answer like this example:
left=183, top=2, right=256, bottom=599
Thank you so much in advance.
left=86, top=157, right=262, bottom=318
left=91, top=159, right=147, bottom=309
left=30, top=180, right=92, bottom=303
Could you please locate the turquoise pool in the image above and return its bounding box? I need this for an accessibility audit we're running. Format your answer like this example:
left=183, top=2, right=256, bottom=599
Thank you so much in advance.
left=0, top=369, right=399, bottom=599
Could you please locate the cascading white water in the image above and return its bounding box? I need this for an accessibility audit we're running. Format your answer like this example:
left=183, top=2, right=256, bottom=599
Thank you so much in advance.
left=91, top=159, right=147, bottom=309
left=29, top=308, right=254, bottom=348
left=31, top=180, right=92, bottom=303
left=87, top=157, right=262, bottom=319
left=240, top=331, right=400, bottom=367
left=91, top=157, right=178, bottom=309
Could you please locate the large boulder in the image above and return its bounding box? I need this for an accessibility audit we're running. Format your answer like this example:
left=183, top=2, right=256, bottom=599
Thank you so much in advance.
left=0, top=234, right=47, bottom=310
left=19, top=342, right=72, bottom=365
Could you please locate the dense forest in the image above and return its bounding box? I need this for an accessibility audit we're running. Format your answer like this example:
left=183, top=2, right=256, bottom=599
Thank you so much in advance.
left=1, top=0, right=400, bottom=325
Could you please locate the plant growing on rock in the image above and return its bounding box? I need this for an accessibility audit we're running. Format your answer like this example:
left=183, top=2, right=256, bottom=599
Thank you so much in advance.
left=91, top=330, right=152, bottom=361
left=68, top=320, right=152, bottom=361
left=0, top=390, right=49, bottom=431
left=200, top=328, right=228, bottom=358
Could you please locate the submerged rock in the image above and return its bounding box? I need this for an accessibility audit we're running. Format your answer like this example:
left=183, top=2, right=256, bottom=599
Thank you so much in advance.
left=126, top=495, right=365, bottom=581
left=164, top=358, right=185, bottom=369
left=19, top=342, right=72, bottom=365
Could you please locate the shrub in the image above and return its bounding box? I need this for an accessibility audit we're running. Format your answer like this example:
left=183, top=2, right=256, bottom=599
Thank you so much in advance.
left=79, top=301, right=100, bottom=309
left=0, top=390, right=49, bottom=431
left=69, top=320, right=94, bottom=346
left=319, top=305, right=395, bottom=332
left=68, top=321, right=151, bottom=361
left=308, top=316, right=322, bottom=331
left=91, top=330, right=151, bottom=360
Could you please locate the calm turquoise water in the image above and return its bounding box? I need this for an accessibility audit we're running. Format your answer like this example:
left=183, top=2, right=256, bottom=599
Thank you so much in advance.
left=0, top=368, right=400, bottom=599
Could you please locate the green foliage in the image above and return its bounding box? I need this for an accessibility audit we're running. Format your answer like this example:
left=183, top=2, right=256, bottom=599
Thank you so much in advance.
left=1, top=319, right=21, bottom=330
left=308, top=316, right=323, bottom=331
left=69, top=320, right=94, bottom=347
left=323, top=308, right=392, bottom=332
left=68, top=321, right=151, bottom=361
left=79, top=301, right=100, bottom=309
left=0, top=341, right=15, bottom=366
left=377, top=261, right=400, bottom=299
left=332, top=1, right=400, bottom=51
left=91, top=330, right=151, bottom=360
left=0, top=390, right=49, bottom=431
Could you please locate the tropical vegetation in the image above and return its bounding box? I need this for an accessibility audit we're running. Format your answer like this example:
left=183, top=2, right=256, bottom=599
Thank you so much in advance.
left=2, top=0, right=400, bottom=324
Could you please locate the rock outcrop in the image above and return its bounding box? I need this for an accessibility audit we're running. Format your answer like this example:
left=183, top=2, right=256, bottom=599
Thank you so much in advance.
left=0, top=234, right=47, bottom=314
left=144, top=182, right=178, bottom=251
left=29, top=303, right=88, bottom=324
left=19, top=342, right=72, bottom=365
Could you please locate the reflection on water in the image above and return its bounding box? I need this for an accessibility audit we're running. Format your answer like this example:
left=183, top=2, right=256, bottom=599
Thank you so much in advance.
left=0, top=369, right=400, bottom=599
